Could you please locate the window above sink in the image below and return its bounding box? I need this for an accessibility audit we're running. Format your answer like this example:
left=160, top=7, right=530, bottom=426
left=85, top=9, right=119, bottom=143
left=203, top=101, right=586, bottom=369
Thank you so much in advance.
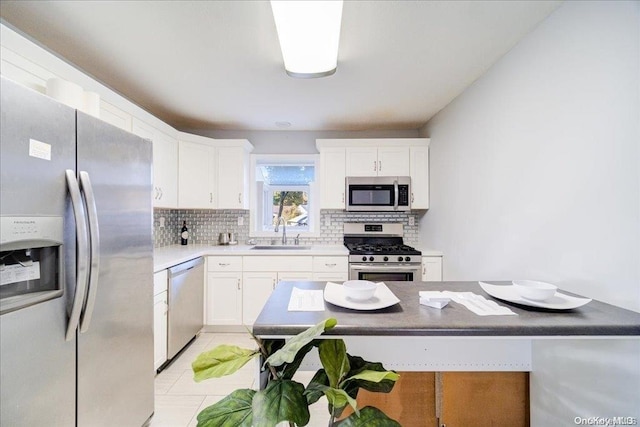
left=249, top=154, right=320, bottom=239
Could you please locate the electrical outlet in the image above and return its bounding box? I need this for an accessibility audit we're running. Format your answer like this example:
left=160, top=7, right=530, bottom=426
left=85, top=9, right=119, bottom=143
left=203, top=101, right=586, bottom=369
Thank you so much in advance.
left=408, top=216, right=415, bottom=226
left=159, top=217, right=165, bottom=228
left=238, top=216, right=244, bottom=226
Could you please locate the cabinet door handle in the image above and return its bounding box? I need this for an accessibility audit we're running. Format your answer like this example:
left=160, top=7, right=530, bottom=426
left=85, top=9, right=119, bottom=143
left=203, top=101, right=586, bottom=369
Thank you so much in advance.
left=325, top=263, right=336, bottom=267
left=378, top=160, right=382, bottom=172
left=341, top=192, right=345, bottom=203
left=373, top=160, right=377, bottom=172
left=272, top=279, right=276, bottom=290
left=210, top=192, right=213, bottom=203
left=411, top=193, right=415, bottom=203
left=219, top=263, right=230, bottom=266
left=159, top=187, right=163, bottom=200
left=238, top=193, right=242, bottom=204
left=237, top=278, right=241, bottom=290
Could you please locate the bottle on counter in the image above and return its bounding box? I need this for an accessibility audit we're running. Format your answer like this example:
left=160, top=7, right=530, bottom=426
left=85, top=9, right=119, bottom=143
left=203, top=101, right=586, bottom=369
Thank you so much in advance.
left=181, top=221, right=189, bottom=245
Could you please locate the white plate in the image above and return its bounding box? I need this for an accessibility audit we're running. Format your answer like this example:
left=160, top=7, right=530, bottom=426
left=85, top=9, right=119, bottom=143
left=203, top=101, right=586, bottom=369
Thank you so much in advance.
left=478, top=282, right=591, bottom=310
left=324, top=282, right=400, bottom=310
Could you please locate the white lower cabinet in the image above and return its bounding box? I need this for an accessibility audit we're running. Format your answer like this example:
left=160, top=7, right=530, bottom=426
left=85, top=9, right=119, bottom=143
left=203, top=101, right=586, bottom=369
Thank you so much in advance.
left=206, top=257, right=243, bottom=325
left=242, top=270, right=314, bottom=325
left=204, top=254, right=347, bottom=327
left=242, top=272, right=278, bottom=326
left=312, top=256, right=349, bottom=282
left=153, top=270, right=168, bottom=371
left=242, top=256, right=314, bottom=326
left=422, top=256, right=443, bottom=281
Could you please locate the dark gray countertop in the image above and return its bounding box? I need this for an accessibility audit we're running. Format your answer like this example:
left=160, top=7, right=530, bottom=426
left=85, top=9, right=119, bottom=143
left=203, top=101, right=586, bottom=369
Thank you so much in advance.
left=252, top=281, right=640, bottom=337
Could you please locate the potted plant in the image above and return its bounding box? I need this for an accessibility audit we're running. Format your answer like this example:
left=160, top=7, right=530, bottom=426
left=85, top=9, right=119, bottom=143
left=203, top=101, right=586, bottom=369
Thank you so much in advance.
left=191, top=318, right=401, bottom=426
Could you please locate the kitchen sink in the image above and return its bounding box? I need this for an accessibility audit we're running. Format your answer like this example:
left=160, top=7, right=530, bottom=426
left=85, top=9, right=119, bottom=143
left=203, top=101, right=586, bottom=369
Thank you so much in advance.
left=250, top=245, right=312, bottom=250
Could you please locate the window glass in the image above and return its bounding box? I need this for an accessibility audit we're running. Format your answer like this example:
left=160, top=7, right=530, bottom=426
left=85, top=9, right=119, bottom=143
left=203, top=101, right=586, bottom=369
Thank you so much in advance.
left=255, top=162, right=315, bottom=234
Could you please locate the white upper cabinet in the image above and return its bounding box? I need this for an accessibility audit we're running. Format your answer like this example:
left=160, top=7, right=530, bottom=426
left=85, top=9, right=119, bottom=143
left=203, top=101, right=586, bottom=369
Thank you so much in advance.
left=377, top=146, right=410, bottom=176
left=319, top=147, right=346, bottom=209
left=345, top=147, right=378, bottom=176
left=409, top=145, right=429, bottom=210
left=317, top=139, right=430, bottom=210
left=216, top=143, right=252, bottom=209
left=178, top=139, right=217, bottom=209
left=132, top=118, right=178, bottom=208
left=177, top=134, right=253, bottom=210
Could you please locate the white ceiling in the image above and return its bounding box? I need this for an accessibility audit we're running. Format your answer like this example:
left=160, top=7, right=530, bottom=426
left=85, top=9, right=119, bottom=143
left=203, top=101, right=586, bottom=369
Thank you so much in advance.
left=0, top=1, right=562, bottom=131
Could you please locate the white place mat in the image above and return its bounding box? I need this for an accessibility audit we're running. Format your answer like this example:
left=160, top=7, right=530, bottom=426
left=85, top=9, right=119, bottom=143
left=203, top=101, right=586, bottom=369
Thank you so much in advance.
left=287, top=287, right=325, bottom=311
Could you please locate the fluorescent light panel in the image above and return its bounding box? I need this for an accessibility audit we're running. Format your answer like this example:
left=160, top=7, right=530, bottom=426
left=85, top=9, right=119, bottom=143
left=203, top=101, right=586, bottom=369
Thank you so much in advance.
left=270, top=0, right=343, bottom=78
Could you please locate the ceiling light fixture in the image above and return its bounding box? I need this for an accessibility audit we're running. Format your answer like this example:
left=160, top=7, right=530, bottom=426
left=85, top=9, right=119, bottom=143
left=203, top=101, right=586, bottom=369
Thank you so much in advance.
left=270, top=0, right=343, bottom=78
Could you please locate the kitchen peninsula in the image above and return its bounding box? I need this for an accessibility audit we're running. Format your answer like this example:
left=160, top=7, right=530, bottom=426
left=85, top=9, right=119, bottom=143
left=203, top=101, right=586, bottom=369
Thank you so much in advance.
left=253, top=281, right=640, bottom=426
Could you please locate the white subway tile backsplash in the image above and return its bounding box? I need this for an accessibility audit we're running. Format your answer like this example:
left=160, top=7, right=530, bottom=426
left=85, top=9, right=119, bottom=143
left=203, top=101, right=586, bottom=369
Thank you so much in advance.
left=153, top=209, right=420, bottom=248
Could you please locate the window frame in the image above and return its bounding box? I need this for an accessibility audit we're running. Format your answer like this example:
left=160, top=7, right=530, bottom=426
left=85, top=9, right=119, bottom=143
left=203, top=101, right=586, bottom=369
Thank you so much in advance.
left=249, top=154, right=320, bottom=238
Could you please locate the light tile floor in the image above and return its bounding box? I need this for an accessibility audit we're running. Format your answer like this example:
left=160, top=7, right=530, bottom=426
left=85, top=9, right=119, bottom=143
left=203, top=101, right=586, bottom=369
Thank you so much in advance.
left=150, top=332, right=331, bottom=427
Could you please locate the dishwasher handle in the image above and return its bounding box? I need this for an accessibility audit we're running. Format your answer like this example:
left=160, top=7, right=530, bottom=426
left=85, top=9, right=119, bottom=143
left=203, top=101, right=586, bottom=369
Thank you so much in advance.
left=168, top=257, right=204, bottom=278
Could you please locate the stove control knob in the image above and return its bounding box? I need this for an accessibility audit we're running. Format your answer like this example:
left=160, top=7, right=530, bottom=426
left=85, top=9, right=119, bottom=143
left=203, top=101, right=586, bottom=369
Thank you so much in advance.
left=397, top=256, right=404, bottom=262
left=383, top=256, right=389, bottom=262
left=362, top=256, right=367, bottom=262
left=369, top=256, right=375, bottom=262
left=405, top=256, right=411, bottom=262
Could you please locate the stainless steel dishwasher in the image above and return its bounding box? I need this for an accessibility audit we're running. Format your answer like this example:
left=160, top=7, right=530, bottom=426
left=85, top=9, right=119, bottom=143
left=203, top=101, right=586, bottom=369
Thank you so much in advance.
left=167, top=257, right=204, bottom=359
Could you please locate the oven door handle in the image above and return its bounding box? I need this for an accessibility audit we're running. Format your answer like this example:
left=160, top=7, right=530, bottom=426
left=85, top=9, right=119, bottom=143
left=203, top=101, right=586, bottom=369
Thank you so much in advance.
left=350, top=264, right=420, bottom=272
left=393, top=179, right=399, bottom=210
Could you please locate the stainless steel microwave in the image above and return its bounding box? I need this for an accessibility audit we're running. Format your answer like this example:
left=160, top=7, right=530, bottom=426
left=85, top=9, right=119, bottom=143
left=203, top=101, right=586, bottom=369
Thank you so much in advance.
left=345, top=176, right=411, bottom=211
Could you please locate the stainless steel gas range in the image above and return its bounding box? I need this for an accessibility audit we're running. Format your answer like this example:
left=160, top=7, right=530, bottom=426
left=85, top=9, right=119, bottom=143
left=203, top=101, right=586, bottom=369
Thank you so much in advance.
left=344, top=223, right=422, bottom=281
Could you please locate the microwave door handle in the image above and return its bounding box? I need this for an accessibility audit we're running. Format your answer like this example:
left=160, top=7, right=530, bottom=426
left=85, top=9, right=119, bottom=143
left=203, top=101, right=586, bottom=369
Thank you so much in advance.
left=393, top=179, right=399, bottom=210
left=79, top=171, right=100, bottom=333
left=65, top=170, right=89, bottom=341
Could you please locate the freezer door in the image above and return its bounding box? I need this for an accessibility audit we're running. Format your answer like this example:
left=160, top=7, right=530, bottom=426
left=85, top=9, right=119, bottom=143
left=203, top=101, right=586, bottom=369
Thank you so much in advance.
left=0, top=77, right=76, bottom=425
left=75, top=112, right=154, bottom=426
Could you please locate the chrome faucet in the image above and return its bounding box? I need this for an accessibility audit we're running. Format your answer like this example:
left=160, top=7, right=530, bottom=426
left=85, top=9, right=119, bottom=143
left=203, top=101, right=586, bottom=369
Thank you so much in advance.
left=274, top=216, right=287, bottom=245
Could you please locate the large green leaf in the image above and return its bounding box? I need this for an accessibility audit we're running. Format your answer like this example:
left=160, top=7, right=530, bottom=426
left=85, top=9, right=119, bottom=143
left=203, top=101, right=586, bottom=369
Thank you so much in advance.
left=318, top=385, right=359, bottom=416
left=192, top=345, right=259, bottom=382
left=334, top=406, right=401, bottom=427
left=280, top=339, right=320, bottom=380
left=196, top=389, right=255, bottom=427
left=319, top=339, right=350, bottom=388
left=344, top=370, right=399, bottom=385
left=252, top=379, right=310, bottom=427
left=343, top=355, right=397, bottom=394
left=265, top=318, right=337, bottom=367
left=303, top=369, right=329, bottom=405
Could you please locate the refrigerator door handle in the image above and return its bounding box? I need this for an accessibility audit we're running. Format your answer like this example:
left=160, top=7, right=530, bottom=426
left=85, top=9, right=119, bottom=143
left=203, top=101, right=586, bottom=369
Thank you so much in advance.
left=65, top=170, right=89, bottom=341
left=79, top=171, right=100, bottom=333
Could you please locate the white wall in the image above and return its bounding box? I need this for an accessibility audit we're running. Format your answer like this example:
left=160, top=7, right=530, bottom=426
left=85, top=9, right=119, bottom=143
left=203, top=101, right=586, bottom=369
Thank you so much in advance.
left=420, top=1, right=640, bottom=312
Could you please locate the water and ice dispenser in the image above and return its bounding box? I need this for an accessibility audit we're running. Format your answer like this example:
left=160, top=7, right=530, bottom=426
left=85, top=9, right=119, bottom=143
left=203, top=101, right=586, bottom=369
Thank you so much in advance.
left=0, top=217, right=64, bottom=315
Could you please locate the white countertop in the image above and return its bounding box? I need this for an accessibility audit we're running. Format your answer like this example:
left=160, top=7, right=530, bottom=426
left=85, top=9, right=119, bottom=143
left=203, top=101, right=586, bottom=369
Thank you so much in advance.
left=154, top=244, right=349, bottom=272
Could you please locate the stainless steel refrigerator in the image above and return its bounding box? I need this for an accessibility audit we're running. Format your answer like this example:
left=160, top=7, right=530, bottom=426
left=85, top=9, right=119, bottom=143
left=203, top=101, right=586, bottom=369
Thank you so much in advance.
left=0, top=76, right=154, bottom=426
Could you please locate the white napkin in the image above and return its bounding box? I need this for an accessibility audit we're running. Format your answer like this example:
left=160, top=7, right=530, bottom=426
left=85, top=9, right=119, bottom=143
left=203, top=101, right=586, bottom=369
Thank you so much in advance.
left=287, top=287, right=325, bottom=311
left=419, top=291, right=450, bottom=309
left=441, top=291, right=517, bottom=316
